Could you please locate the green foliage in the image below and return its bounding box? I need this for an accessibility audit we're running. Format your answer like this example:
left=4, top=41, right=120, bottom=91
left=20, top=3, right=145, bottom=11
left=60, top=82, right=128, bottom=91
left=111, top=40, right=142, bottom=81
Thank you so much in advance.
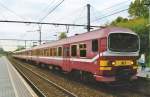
left=111, top=17, right=128, bottom=25
left=147, top=55, right=150, bottom=67
left=128, top=0, right=149, bottom=18
left=59, top=32, right=67, bottom=39
left=15, top=46, right=25, bottom=51
left=0, top=47, right=7, bottom=56
left=0, top=47, right=4, bottom=52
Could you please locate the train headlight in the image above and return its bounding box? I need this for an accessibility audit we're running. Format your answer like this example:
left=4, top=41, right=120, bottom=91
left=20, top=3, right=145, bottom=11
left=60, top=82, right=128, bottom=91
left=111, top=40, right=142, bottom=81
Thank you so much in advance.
left=130, top=61, right=134, bottom=65
left=112, top=62, right=115, bottom=65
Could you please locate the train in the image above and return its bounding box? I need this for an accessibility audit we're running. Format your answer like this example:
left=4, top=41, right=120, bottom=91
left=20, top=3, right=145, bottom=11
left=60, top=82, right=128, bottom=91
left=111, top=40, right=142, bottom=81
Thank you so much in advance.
left=13, top=27, right=140, bottom=82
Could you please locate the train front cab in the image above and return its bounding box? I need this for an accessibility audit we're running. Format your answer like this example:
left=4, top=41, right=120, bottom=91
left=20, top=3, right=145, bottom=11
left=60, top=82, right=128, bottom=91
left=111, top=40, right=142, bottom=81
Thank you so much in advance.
left=94, top=32, right=139, bottom=82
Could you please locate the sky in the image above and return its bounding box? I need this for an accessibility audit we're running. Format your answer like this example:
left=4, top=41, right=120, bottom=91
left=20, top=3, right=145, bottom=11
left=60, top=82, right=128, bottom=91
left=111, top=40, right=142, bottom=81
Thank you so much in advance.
left=0, top=0, right=132, bottom=51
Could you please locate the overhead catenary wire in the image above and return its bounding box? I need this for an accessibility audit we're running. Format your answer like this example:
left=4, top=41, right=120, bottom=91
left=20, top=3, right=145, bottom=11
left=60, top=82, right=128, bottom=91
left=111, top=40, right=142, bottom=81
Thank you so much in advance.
left=39, top=0, right=65, bottom=22
left=0, top=1, right=26, bottom=20
left=91, top=4, right=129, bottom=18
left=56, top=5, right=87, bottom=24
left=96, top=0, right=130, bottom=12
left=72, top=6, right=87, bottom=24
left=0, top=39, right=53, bottom=42
left=0, top=20, right=100, bottom=27
left=90, top=0, right=130, bottom=23
left=91, top=7, right=129, bottom=23
left=37, top=0, right=57, bottom=20
left=92, top=8, right=128, bottom=22
left=91, top=0, right=131, bottom=12
left=70, top=0, right=130, bottom=28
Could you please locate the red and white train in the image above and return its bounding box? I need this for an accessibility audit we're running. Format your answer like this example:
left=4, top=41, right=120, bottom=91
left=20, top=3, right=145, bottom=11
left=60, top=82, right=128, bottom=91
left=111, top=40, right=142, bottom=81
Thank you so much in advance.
left=13, top=27, right=140, bottom=82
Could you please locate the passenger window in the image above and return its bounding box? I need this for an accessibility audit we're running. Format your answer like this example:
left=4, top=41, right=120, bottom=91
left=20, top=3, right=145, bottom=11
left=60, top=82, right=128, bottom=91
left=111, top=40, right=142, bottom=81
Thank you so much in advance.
left=64, top=47, right=70, bottom=57
left=49, top=48, right=51, bottom=56
left=40, top=49, right=42, bottom=56
left=54, top=48, right=57, bottom=56
left=47, top=49, right=49, bottom=56
left=51, top=48, right=53, bottom=56
left=44, top=49, right=46, bottom=56
left=46, top=49, right=48, bottom=56
left=50, top=48, right=52, bottom=56
left=79, top=44, right=86, bottom=57
left=71, top=45, right=77, bottom=57
left=51, top=48, right=54, bottom=56
left=58, top=47, right=62, bottom=56
left=92, top=39, right=98, bottom=52
left=43, top=49, right=45, bottom=56
left=42, top=50, right=44, bottom=56
left=37, top=49, right=39, bottom=56
left=66, top=47, right=70, bottom=57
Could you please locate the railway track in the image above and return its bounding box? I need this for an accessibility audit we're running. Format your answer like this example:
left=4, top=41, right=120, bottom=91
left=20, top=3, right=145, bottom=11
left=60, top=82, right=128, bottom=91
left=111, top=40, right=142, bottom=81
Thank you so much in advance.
left=9, top=57, right=150, bottom=97
left=9, top=57, right=78, bottom=97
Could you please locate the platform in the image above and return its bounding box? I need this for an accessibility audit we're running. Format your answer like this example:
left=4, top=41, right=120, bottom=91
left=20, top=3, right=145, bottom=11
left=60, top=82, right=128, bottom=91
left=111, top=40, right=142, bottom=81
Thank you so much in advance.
left=137, top=67, right=150, bottom=78
left=0, top=56, right=38, bottom=97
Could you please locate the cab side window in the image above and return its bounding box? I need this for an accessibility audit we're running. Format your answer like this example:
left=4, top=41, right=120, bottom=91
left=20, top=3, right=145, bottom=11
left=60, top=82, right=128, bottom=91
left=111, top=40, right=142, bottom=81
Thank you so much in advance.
left=79, top=44, right=86, bottom=57
left=71, top=45, right=77, bottom=57
left=92, top=39, right=98, bottom=52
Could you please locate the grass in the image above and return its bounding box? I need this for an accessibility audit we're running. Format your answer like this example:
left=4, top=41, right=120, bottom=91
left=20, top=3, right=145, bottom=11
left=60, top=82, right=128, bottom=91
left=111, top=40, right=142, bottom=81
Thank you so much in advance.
left=146, top=61, right=150, bottom=67
left=147, top=62, right=150, bottom=67
left=147, top=55, right=150, bottom=67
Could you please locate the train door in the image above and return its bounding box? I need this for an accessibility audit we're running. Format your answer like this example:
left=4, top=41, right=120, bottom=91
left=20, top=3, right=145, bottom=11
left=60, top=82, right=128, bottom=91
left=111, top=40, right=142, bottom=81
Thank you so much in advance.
left=62, top=44, right=71, bottom=72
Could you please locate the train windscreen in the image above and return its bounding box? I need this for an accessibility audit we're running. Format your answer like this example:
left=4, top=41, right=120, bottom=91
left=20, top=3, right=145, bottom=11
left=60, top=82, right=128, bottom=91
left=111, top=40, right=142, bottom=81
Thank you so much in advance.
left=108, top=33, right=139, bottom=52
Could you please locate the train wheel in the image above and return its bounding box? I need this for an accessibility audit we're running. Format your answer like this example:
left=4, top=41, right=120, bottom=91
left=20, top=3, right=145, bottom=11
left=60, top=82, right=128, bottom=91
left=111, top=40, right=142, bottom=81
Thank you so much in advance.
left=48, top=65, right=53, bottom=70
left=69, top=70, right=81, bottom=81
left=82, top=72, right=95, bottom=83
left=40, top=64, right=48, bottom=69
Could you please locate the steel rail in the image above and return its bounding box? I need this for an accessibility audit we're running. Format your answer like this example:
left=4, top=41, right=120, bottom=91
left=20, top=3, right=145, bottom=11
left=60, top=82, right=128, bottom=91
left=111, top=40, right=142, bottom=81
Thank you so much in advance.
left=11, top=58, right=78, bottom=97
left=9, top=58, right=46, bottom=97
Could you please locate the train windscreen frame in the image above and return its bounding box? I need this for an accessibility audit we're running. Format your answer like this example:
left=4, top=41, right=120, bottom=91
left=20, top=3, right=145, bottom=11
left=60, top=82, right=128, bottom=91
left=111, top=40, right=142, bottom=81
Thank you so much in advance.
left=108, top=33, right=139, bottom=52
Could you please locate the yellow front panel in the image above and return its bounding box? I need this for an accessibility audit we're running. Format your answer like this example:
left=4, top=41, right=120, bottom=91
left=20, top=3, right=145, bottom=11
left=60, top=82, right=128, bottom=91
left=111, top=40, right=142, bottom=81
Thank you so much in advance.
left=99, top=67, right=112, bottom=70
left=114, top=60, right=132, bottom=66
left=99, top=60, right=108, bottom=66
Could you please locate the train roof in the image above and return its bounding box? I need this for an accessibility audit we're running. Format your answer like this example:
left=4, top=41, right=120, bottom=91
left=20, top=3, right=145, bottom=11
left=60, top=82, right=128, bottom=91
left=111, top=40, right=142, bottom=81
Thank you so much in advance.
left=14, top=26, right=136, bottom=53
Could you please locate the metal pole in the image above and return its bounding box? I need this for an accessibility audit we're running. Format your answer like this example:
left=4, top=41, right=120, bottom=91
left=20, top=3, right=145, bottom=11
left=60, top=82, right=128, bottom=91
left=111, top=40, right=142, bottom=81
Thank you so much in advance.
left=148, top=5, right=150, bottom=66
left=87, top=4, right=90, bottom=32
left=38, top=25, right=42, bottom=45
left=66, top=25, right=69, bottom=33
left=25, top=40, right=26, bottom=49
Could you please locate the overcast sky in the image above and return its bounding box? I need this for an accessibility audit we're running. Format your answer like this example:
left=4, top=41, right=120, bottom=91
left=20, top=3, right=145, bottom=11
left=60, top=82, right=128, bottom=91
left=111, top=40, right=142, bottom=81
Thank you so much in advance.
left=0, top=0, right=132, bottom=51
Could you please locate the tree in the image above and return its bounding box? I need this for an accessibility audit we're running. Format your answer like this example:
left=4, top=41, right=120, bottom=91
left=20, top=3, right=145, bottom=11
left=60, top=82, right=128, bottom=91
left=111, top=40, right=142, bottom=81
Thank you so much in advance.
left=128, top=0, right=149, bottom=18
left=111, top=17, right=128, bottom=25
left=0, top=47, right=4, bottom=52
left=116, top=16, right=124, bottom=23
left=59, top=32, right=67, bottom=39
left=0, top=47, right=5, bottom=55
left=15, top=46, right=25, bottom=51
